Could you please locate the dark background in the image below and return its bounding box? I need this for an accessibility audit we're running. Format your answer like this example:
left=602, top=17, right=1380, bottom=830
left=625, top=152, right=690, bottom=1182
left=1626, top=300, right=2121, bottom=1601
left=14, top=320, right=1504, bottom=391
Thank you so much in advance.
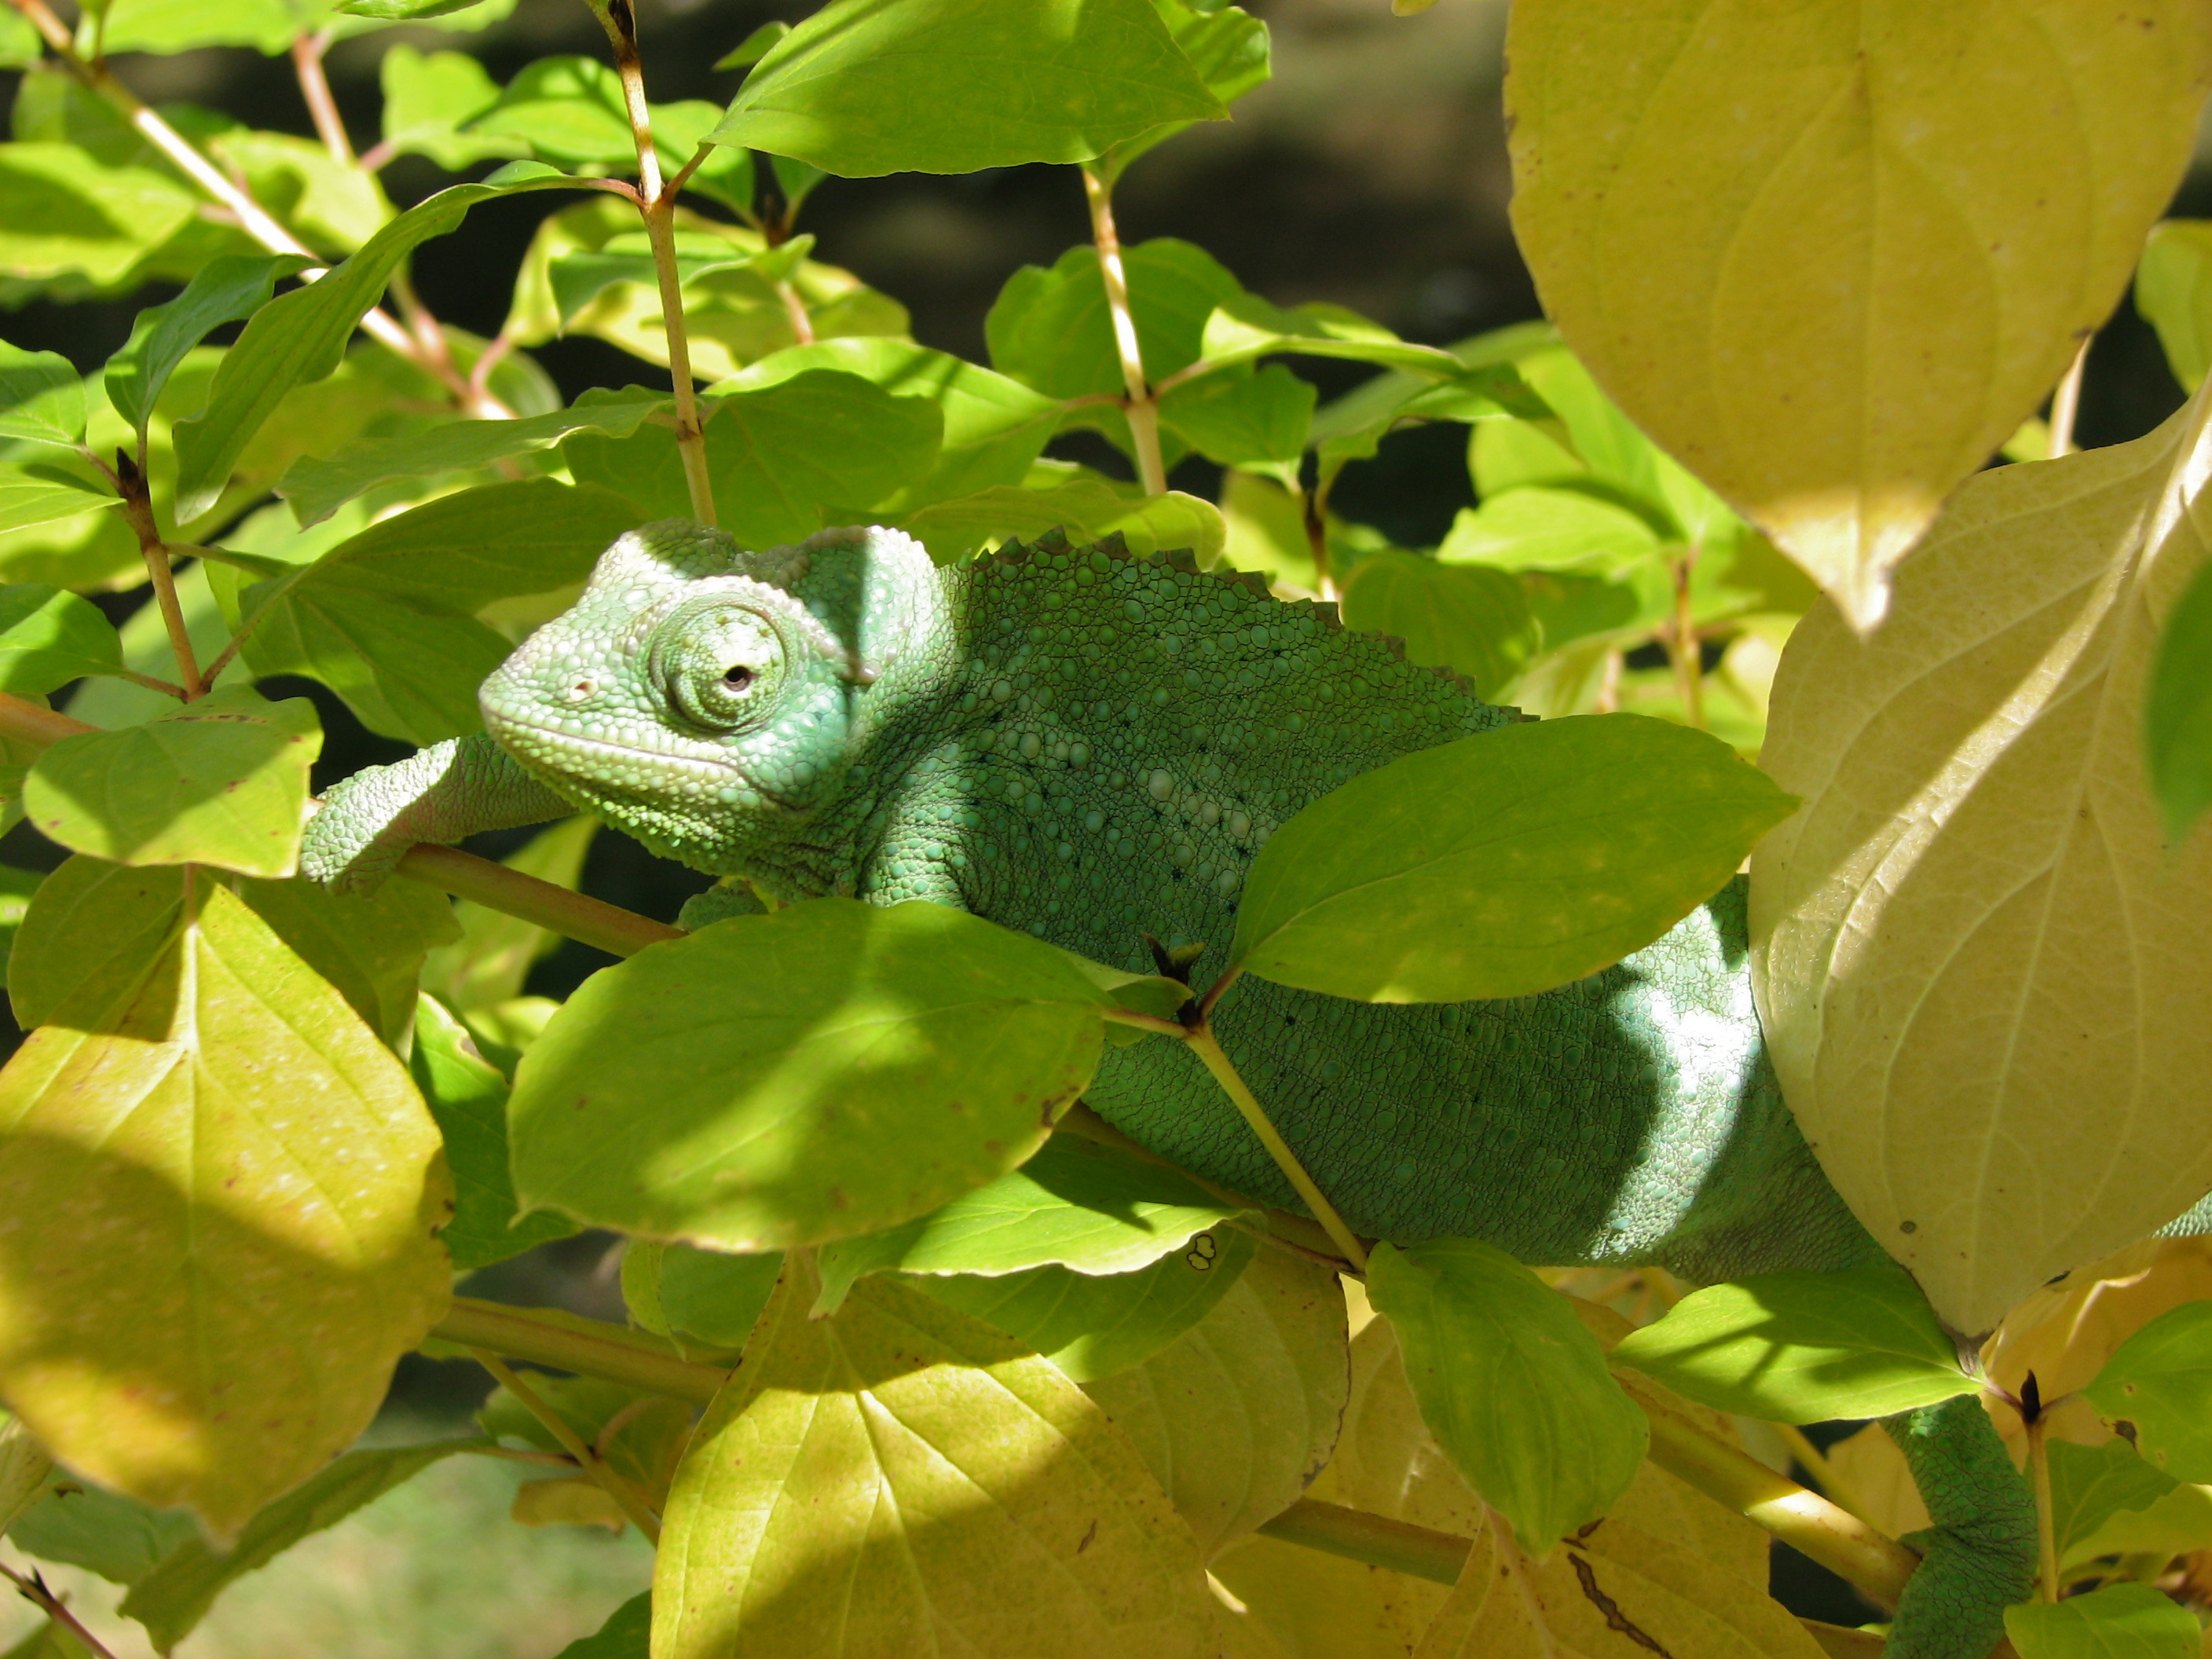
left=2, top=1, right=2203, bottom=1623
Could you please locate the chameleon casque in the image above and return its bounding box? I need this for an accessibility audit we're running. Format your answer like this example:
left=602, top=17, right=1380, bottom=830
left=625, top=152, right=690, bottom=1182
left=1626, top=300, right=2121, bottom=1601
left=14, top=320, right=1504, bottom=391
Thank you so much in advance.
left=302, top=518, right=2121, bottom=1659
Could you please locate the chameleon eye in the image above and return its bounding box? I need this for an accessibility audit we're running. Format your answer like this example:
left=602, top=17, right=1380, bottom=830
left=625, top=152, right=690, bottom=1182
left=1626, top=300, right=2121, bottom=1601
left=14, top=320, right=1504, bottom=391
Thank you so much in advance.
left=648, top=597, right=786, bottom=730
left=723, top=665, right=755, bottom=691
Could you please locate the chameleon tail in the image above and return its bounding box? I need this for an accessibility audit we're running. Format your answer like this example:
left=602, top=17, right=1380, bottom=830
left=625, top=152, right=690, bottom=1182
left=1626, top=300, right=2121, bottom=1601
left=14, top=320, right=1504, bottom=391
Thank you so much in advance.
left=1881, top=1395, right=2038, bottom=1659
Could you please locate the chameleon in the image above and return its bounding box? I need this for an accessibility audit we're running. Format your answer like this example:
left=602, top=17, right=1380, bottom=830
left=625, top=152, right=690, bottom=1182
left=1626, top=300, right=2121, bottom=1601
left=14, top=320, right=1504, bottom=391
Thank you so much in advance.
left=303, top=518, right=2085, bottom=1659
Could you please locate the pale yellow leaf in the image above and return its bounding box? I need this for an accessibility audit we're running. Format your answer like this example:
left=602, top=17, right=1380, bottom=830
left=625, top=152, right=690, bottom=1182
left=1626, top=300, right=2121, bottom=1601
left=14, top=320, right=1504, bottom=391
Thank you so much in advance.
left=1209, top=1535, right=1434, bottom=1659
left=1749, top=382, right=2212, bottom=1334
left=1506, top=1, right=2212, bottom=630
left=0, top=882, right=451, bottom=1537
left=1082, top=1242, right=1350, bottom=1558
left=1984, top=1238, right=2212, bottom=1403
left=1823, top=1423, right=1932, bottom=1540
left=1415, top=1497, right=1826, bottom=1659
left=654, top=1259, right=1214, bottom=1659
left=510, top=1474, right=628, bottom=1532
left=0, top=1412, right=49, bottom=1534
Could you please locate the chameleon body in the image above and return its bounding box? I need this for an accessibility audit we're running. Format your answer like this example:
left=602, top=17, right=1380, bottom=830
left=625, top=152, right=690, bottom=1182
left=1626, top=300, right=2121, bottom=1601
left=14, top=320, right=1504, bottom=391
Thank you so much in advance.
left=306, top=521, right=2056, bottom=1659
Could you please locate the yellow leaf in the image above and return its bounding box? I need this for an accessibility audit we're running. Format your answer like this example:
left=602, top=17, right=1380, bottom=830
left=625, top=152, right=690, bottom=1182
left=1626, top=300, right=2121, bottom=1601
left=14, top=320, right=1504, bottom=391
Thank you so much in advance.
left=0, top=881, right=450, bottom=1538
left=1750, top=381, right=2212, bottom=1335
left=510, top=1474, right=628, bottom=1533
left=1082, top=1240, right=1350, bottom=1558
left=1506, top=1, right=2212, bottom=630
left=654, top=1259, right=1214, bottom=1659
left=1414, top=1492, right=1828, bottom=1659
left=1823, top=1423, right=1932, bottom=1540
left=1985, top=1238, right=2212, bottom=1404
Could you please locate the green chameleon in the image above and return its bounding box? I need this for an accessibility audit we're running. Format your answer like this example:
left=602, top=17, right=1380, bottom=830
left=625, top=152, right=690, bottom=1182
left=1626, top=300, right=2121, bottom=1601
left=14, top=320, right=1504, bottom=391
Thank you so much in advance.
left=306, top=519, right=2127, bottom=1659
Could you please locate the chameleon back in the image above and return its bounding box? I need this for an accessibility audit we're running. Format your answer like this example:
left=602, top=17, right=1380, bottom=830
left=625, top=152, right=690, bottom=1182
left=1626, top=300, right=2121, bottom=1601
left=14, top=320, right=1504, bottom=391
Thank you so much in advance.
left=853, top=531, right=1879, bottom=1280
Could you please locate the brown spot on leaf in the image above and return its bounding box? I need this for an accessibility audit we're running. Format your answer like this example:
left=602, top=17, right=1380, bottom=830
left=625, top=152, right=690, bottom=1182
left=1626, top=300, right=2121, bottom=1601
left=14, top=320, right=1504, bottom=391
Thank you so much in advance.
left=1568, top=1551, right=1672, bottom=1659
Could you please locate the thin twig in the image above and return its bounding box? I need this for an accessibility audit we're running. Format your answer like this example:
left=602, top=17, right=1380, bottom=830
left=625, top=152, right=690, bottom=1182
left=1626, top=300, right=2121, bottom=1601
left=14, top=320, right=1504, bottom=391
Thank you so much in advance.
left=469, top=1350, right=664, bottom=1544
left=291, top=29, right=355, bottom=167
left=1668, top=545, right=1705, bottom=729
left=113, top=668, right=187, bottom=698
left=1082, top=166, right=1167, bottom=496
left=0, top=1561, right=122, bottom=1659
left=2048, top=335, right=2092, bottom=458
left=112, top=460, right=206, bottom=698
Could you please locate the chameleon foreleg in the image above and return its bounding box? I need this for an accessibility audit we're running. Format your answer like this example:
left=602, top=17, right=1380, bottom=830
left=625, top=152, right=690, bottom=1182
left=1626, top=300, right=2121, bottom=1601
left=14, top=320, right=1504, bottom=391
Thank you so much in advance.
left=300, top=732, right=574, bottom=893
left=1881, top=1395, right=2038, bottom=1659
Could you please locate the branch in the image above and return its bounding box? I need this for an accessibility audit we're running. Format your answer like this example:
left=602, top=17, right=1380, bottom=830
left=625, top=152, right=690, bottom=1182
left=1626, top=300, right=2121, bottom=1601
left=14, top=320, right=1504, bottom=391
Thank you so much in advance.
left=434, top=1297, right=727, bottom=1404
left=291, top=29, right=355, bottom=167
left=1081, top=166, right=1167, bottom=496
left=0, top=1562, right=122, bottom=1659
left=469, top=1348, right=662, bottom=1543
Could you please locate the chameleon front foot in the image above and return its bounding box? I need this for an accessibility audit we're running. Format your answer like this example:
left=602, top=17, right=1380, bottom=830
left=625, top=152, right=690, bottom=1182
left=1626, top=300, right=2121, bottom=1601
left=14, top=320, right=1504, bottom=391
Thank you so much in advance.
left=1881, top=1395, right=2038, bottom=1659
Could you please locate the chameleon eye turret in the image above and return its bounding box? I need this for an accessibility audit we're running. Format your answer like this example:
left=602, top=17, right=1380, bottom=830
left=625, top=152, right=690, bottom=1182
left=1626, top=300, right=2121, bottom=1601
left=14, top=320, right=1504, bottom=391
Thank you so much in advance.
left=649, top=595, right=786, bottom=732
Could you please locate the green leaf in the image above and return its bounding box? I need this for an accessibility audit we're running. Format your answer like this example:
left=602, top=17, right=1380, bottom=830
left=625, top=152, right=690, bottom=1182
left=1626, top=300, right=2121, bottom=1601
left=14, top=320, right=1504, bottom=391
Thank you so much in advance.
left=376, top=45, right=522, bottom=171
left=708, top=0, right=1225, bottom=178
left=0, top=464, right=115, bottom=537
left=1437, top=487, right=1666, bottom=579
left=548, top=240, right=793, bottom=328
left=1093, top=0, right=1270, bottom=185
left=469, top=57, right=633, bottom=167
left=900, top=479, right=1225, bottom=566
left=713, top=20, right=789, bottom=71
left=1157, top=364, right=1313, bottom=487
left=0, top=585, right=123, bottom=694
left=2147, top=558, right=2212, bottom=844
left=1338, top=551, right=1540, bottom=701
left=645, top=1243, right=783, bottom=1350
left=1366, top=1237, right=1646, bottom=1554
left=172, top=164, right=581, bottom=521
left=1229, top=713, right=1798, bottom=1002
left=342, top=0, right=497, bottom=21
left=117, top=1443, right=464, bottom=1650
left=2085, top=1301, right=2212, bottom=1480
left=508, top=897, right=1112, bottom=1251
left=0, top=865, right=40, bottom=985
left=918, top=1224, right=1254, bottom=1382
left=238, top=478, right=639, bottom=744
left=813, top=1134, right=1253, bottom=1313
left=0, top=883, right=451, bottom=1536
left=24, top=687, right=321, bottom=878
left=8, top=858, right=185, bottom=1031
left=207, top=130, right=392, bottom=257
left=1082, top=1240, right=1348, bottom=1558
left=712, top=338, right=1062, bottom=510
left=1611, top=1266, right=1976, bottom=1423
left=0, top=343, right=84, bottom=448
left=0, top=10, right=38, bottom=69
left=654, top=1263, right=1214, bottom=1658
left=2137, top=220, right=2212, bottom=393
left=1196, top=292, right=1479, bottom=381
left=649, top=101, right=758, bottom=216
left=97, top=0, right=309, bottom=54
left=2005, top=1584, right=2201, bottom=1659
left=5, top=1480, right=199, bottom=1584
left=423, top=815, right=598, bottom=1013
left=104, top=253, right=314, bottom=439
left=2045, top=1438, right=2189, bottom=1568
left=2063, top=1458, right=2212, bottom=1572
left=276, top=386, right=668, bottom=527
left=409, top=994, right=578, bottom=1271
left=554, top=1591, right=650, bottom=1658
left=987, top=238, right=1244, bottom=399
left=0, top=144, right=199, bottom=288
left=234, top=871, right=460, bottom=1048
left=565, top=370, right=942, bottom=549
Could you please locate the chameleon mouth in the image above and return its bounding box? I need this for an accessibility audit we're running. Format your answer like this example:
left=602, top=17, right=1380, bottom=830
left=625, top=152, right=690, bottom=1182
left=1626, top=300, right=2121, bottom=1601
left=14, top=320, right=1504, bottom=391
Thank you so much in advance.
left=485, top=714, right=804, bottom=811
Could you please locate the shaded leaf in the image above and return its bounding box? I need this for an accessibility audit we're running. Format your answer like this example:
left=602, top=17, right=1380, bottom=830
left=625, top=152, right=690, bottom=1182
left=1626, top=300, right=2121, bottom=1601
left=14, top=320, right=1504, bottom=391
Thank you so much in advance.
left=1232, top=714, right=1796, bottom=1002
left=410, top=994, right=578, bottom=1270
left=24, top=687, right=320, bottom=878
left=508, top=897, right=1111, bottom=1251
left=102, top=253, right=314, bottom=441
left=8, top=858, right=185, bottom=1031
left=988, top=239, right=1243, bottom=400
left=2044, top=1439, right=2192, bottom=1568
left=1505, top=2, right=2212, bottom=628
left=1368, top=1238, right=1645, bottom=1554
left=2005, top=1584, right=2201, bottom=1659
left=1612, top=1267, right=1976, bottom=1424
left=0, top=344, right=83, bottom=449
left=0, top=882, right=451, bottom=1536
left=709, top=0, right=1224, bottom=178
left=654, top=1262, right=1215, bottom=1658
left=813, top=1133, right=1252, bottom=1313
left=0, top=465, right=115, bottom=537
left=1749, top=380, right=2212, bottom=1334
left=2146, top=559, right=2212, bottom=843
left=901, top=479, right=1225, bottom=566
left=0, top=145, right=199, bottom=288
left=918, top=1225, right=1254, bottom=1382
left=2084, top=1302, right=2212, bottom=1481
left=1082, top=1240, right=1349, bottom=1556
left=1339, top=551, right=1539, bottom=701
left=5, top=1478, right=199, bottom=1585
left=422, top=814, right=598, bottom=1013
left=117, top=1442, right=463, bottom=1650
left=647, top=1243, right=782, bottom=1350
left=554, top=1589, right=650, bottom=1657
left=233, top=872, right=456, bottom=1047
left=1158, top=365, right=1313, bottom=488
left=2136, top=219, right=2212, bottom=394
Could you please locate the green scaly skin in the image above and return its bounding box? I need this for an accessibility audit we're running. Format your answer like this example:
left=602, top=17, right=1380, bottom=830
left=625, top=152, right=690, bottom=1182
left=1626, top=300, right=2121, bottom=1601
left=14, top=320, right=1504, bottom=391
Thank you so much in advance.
left=306, top=520, right=2045, bottom=1659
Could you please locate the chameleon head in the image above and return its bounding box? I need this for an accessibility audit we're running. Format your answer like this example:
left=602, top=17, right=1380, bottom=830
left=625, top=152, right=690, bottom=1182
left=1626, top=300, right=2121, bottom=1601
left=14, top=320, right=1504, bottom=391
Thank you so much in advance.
left=478, top=519, right=937, bottom=867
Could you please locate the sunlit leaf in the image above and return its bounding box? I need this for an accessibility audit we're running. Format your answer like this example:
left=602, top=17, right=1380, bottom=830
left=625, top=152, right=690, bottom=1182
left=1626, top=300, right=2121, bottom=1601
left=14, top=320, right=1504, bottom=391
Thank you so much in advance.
left=0, top=145, right=198, bottom=288
left=470, top=57, right=632, bottom=167
left=2146, top=560, right=2212, bottom=844
left=814, top=1133, right=1252, bottom=1313
left=900, top=479, right=1225, bottom=566
left=0, top=465, right=115, bottom=537
left=1158, top=365, right=1313, bottom=489
left=24, top=687, right=320, bottom=878
left=102, top=253, right=313, bottom=441
left=376, top=45, right=521, bottom=170
left=0, top=882, right=451, bottom=1536
left=1507, top=2, right=2212, bottom=629
left=1612, top=1267, right=1976, bottom=1423
left=0, top=344, right=83, bottom=449
left=2083, top=1302, right=2212, bottom=1481
left=1232, top=714, right=1796, bottom=1002
left=988, top=239, right=1243, bottom=401
left=1093, top=0, right=1269, bottom=185
left=0, top=585, right=123, bottom=695
left=2135, top=219, right=2212, bottom=394
left=509, top=898, right=1111, bottom=1251
left=654, top=1262, right=1215, bottom=1658
left=709, top=0, right=1225, bottom=178
left=1750, top=379, right=2212, bottom=1334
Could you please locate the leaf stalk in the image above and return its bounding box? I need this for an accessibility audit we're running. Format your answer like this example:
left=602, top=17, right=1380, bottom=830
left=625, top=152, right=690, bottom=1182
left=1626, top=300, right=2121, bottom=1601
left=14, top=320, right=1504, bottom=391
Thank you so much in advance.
left=469, top=1349, right=663, bottom=1543
left=1082, top=166, right=1168, bottom=496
